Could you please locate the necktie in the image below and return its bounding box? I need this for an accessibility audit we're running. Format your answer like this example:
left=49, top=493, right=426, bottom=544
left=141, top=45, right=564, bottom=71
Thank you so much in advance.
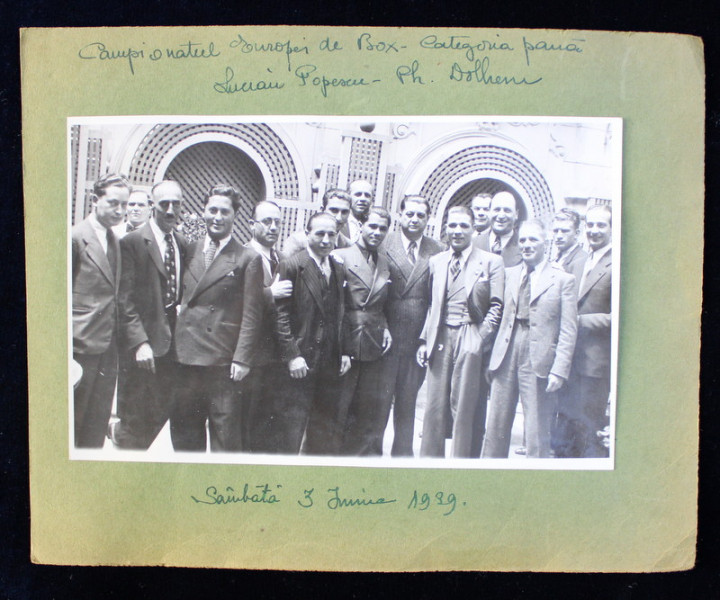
left=449, top=251, right=462, bottom=280
left=407, top=240, right=417, bottom=265
left=367, top=250, right=377, bottom=272
left=164, top=233, right=176, bottom=307
left=320, top=258, right=331, bottom=283
left=205, top=240, right=218, bottom=269
left=106, top=228, right=118, bottom=279
left=516, top=266, right=534, bottom=320
left=126, top=223, right=135, bottom=233
left=269, top=249, right=279, bottom=276
left=491, top=235, right=502, bottom=255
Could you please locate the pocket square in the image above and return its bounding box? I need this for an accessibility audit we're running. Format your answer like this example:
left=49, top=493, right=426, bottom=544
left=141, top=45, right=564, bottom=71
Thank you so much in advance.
left=226, top=271, right=236, bottom=277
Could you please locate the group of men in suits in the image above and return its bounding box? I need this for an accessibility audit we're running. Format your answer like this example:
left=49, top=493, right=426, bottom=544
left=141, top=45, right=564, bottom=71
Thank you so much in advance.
left=72, top=173, right=613, bottom=459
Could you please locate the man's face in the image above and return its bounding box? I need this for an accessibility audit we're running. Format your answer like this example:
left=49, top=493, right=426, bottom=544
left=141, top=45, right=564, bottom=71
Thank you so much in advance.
left=518, top=223, right=547, bottom=267
left=306, top=214, right=338, bottom=259
left=399, top=200, right=428, bottom=240
left=361, top=212, right=390, bottom=250
left=93, top=185, right=129, bottom=229
left=350, top=181, right=373, bottom=219
left=126, top=191, right=152, bottom=227
left=585, top=208, right=612, bottom=251
left=490, top=192, right=518, bottom=236
left=446, top=211, right=474, bottom=252
left=552, top=219, right=579, bottom=252
left=324, top=197, right=351, bottom=226
left=153, top=184, right=183, bottom=234
left=203, top=195, right=236, bottom=241
left=471, top=195, right=491, bottom=232
left=250, top=203, right=282, bottom=248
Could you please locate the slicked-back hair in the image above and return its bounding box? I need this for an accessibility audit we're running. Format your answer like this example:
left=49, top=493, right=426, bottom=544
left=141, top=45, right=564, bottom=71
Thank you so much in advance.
left=321, top=188, right=352, bottom=209
left=553, top=208, right=582, bottom=230
left=92, top=173, right=131, bottom=199
left=151, top=180, right=182, bottom=198
left=399, top=194, right=430, bottom=213
left=204, top=184, right=241, bottom=212
left=368, top=206, right=392, bottom=227
left=447, top=205, right=474, bottom=221
left=519, top=218, right=548, bottom=239
left=306, top=211, right=339, bottom=232
left=585, top=203, right=612, bottom=226
left=252, top=200, right=281, bottom=220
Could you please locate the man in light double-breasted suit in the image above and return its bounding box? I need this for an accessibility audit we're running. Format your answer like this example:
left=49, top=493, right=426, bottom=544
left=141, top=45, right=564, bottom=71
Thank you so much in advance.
left=170, top=185, right=264, bottom=452
left=473, top=191, right=523, bottom=268
left=554, top=204, right=613, bottom=458
left=417, top=206, right=504, bottom=458
left=380, top=195, right=443, bottom=456
left=482, top=220, right=578, bottom=459
left=72, top=173, right=130, bottom=448
left=334, top=207, right=394, bottom=456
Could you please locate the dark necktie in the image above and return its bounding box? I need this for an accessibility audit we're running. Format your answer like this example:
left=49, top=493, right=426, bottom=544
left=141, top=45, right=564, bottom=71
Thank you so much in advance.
left=269, top=249, right=279, bottom=276
left=516, top=266, right=534, bottom=320
left=205, top=240, right=218, bottom=269
left=164, top=233, right=176, bottom=307
left=491, top=235, right=502, bottom=255
left=407, top=240, right=417, bottom=265
left=126, top=223, right=135, bottom=233
left=449, top=251, right=462, bottom=280
left=367, top=250, right=377, bottom=272
left=106, top=228, right=118, bottom=280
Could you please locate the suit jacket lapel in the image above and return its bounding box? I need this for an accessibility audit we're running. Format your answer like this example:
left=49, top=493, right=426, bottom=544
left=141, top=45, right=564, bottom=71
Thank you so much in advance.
left=301, top=254, right=326, bottom=315
left=404, top=236, right=432, bottom=293
left=434, top=251, right=450, bottom=310
left=81, top=221, right=114, bottom=286
left=346, top=244, right=375, bottom=290
left=463, top=249, right=485, bottom=297
left=386, top=235, right=414, bottom=290
left=579, top=249, right=612, bottom=300
left=141, top=224, right=167, bottom=280
left=507, top=266, right=522, bottom=307
left=530, top=262, right=554, bottom=304
left=366, top=253, right=389, bottom=303
left=189, top=240, right=237, bottom=302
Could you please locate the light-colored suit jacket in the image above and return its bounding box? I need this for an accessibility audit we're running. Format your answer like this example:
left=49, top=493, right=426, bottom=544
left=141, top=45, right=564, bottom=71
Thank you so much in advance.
left=72, top=217, right=121, bottom=355
left=489, top=261, right=578, bottom=380
left=420, top=247, right=505, bottom=361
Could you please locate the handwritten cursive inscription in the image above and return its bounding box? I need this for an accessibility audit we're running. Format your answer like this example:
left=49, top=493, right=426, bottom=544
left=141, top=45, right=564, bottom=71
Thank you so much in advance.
left=78, top=42, right=144, bottom=75
left=420, top=34, right=514, bottom=62
left=191, top=484, right=281, bottom=505
left=229, top=34, right=310, bottom=71
left=326, top=486, right=397, bottom=509
left=294, top=64, right=381, bottom=98
left=450, top=57, right=542, bottom=86
left=213, top=67, right=285, bottom=94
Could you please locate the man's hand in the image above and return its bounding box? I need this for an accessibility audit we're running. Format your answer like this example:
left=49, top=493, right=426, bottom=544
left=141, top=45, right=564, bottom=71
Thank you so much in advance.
left=135, top=342, right=155, bottom=373
left=546, top=373, right=565, bottom=393
left=230, top=361, right=250, bottom=382
left=381, top=328, right=392, bottom=355
left=270, top=274, right=293, bottom=300
left=339, top=355, right=351, bottom=376
left=416, top=344, right=427, bottom=368
left=288, top=356, right=309, bottom=379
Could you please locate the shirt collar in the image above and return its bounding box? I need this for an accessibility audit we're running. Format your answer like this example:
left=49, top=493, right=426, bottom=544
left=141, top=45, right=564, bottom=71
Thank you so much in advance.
left=203, top=234, right=232, bottom=254
left=492, top=229, right=513, bottom=249
left=557, top=242, right=578, bottom=260
left=589, top=242, right=612, bottom=261
left=307, top=247, right=328, bottom=268
left=88, top=212, right=108, bottom=235
left=148, top=218, right=172, bottom=246
left=451, top=244, right=473, bottom=264
left=400, top=232, right=421, bottom=252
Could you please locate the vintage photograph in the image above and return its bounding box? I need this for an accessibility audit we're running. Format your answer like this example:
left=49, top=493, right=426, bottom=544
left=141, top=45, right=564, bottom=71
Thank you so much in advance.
left=68, top=116, right=621, bottom=468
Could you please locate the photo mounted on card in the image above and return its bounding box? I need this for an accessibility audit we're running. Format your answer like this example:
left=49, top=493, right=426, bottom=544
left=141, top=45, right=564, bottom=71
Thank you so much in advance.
left=25, top=26, right=701, bottom=571
left=68, top=115, right=621, bottom=471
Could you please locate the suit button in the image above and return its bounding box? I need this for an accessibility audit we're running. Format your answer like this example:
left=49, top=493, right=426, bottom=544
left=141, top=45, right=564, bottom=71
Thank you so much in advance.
left=210, top=306, right=215, bottom=312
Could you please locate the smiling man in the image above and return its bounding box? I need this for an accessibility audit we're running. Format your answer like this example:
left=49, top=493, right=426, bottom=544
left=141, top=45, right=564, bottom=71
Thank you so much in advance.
left=417, top=206, right=504, bottom=458
left=112, top=180, right=187, bottom=449
left=473, top=190, right=523, bottom=267
left=380, top=195, right=443, bottom=456
left=170, top=185, right=264, bottom=452
left=482, top=220, right=578, bottom=459
left=72, top=173, right=130, bottom=448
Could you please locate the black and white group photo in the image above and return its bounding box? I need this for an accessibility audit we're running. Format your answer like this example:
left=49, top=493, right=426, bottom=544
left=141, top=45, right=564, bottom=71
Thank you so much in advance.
left=68, top=117, right=621, bottom=467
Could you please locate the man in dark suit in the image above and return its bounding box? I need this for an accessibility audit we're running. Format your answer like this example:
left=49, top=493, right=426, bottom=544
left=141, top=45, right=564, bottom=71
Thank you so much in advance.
left=71, top=173, right=130, bottom=448
left=335, top=207, right=394, bottom=456
left=243, top=200, right=292, bottom=452
left=551, top=208, right=588, bottom=280
left=482, top=220, right=578, bottom=459
left=380, top=195, right=443, bottom=456
left=473, top=191, right=523, bottom=267
left=417, top=207, right=504, bottom=458
left=282, top=188, right=352, bottom=257
left=554, top=204, right=613, bottom=458
left=170, top=185, right=264, bottom=452
left=110, top=180, right=187, bottom=449
left=269, top=212, right=350, bottom=454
